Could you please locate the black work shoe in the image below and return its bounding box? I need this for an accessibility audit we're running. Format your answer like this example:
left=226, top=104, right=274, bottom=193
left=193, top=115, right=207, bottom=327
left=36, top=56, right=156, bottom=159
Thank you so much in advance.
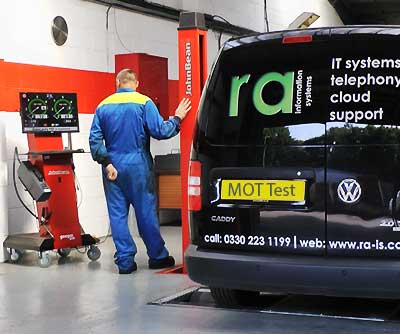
left=148, top=256, right=175, bottom=269
left=118, top=262, right=138, bottom=274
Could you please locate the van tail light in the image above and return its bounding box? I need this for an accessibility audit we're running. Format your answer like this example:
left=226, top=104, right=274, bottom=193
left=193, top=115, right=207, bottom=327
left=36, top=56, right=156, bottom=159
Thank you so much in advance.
left=282, top=35, right=313, bottom=44
left=188, top=160, right=202, bottom=211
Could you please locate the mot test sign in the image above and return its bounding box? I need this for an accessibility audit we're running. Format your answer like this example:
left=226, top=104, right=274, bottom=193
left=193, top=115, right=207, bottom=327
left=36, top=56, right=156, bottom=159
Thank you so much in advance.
left=221, top=179, right=305, bottom=202
left=228, top=55, right=400, bottom=124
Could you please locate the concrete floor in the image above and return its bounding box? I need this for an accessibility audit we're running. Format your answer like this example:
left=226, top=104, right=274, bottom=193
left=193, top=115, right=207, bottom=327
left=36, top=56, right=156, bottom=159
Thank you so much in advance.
left=1, top=226, right=400, bottom=334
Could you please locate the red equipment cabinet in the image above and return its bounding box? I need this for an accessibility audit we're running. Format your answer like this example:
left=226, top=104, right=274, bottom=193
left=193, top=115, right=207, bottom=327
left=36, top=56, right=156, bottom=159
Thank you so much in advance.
left=28, top=135, right=83, bottom=249
left=115, top=53, right=170, bottom=119
left=4, top=93, right=100, bottom=267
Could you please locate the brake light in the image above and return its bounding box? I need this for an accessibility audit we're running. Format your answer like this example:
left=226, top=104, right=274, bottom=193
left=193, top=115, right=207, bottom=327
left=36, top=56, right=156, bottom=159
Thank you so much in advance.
left=188, top=160, right=202, bottom=211
left=282, top=35, right=313, bottom=44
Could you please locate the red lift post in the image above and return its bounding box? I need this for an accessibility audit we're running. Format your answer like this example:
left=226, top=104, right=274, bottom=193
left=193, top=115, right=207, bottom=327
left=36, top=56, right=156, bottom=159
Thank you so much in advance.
left=178, top=12, right=208, bottom=272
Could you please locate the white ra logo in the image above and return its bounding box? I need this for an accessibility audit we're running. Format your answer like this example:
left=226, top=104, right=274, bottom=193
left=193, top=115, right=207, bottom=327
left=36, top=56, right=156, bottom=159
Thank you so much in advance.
left=337, top=179, right=361, bottom=204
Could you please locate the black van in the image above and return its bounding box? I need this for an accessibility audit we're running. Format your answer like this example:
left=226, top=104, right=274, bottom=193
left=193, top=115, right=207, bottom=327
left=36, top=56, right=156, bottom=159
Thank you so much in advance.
left=185, top=26, right=400, bottom=306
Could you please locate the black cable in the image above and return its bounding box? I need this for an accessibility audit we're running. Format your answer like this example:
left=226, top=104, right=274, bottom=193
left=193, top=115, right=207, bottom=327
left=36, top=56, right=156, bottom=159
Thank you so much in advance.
left=15, top=148, right=21, bottom=163
left=106, top=4, right=112, bottom=30
left=212, top=15, right=234, bottom=49
left=212, top=14, right=232, bottom=26
left=264, top=0, right=270, bottom=32
left=113, top=7, right=133, bottom=52
left=73, top=166, right=111, bottom=243
left=13, top=147, right=38, bottom=219
left=97, top=224, right=112, bottom=244
left=75, top=247, right=87, bottom=254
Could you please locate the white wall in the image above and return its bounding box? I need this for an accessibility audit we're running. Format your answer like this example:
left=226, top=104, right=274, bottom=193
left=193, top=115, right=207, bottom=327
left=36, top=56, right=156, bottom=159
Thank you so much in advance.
left=0, top=0, right=263, bottom=79
left=0, top=1, right=110, bottom=72
left=0, top=0, right=342, bottom=75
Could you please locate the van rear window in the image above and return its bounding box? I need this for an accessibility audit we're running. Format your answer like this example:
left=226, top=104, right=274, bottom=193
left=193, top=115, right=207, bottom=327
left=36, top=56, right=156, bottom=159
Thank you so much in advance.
left=199, top=37, right=400, bottom=146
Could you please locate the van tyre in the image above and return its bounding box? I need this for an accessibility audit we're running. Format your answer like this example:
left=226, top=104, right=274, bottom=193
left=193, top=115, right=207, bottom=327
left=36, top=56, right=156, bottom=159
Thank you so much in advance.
left=210, top=287, right=260, bottom=307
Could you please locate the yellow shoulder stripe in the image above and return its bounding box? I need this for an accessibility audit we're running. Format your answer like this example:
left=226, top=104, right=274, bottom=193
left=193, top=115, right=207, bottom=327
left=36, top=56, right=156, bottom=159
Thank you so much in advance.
left=98, top=92, right=150, bottom=107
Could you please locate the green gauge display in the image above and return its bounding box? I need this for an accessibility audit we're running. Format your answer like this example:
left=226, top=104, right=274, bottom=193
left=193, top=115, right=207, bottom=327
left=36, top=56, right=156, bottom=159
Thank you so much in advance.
left=26, top=97, right=49, bottom=120
left=20, top=92, right=79, bottom=133
left=53, top=97, right=74, bottom=120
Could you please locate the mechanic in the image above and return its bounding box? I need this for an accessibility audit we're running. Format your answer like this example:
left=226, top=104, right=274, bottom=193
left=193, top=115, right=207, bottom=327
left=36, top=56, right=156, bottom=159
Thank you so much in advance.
left=89, top=68, right=191, bottom=274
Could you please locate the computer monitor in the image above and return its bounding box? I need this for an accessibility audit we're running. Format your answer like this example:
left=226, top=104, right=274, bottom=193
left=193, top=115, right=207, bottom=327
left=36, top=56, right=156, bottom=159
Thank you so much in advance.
left=20, top=92, right=79, bottom=133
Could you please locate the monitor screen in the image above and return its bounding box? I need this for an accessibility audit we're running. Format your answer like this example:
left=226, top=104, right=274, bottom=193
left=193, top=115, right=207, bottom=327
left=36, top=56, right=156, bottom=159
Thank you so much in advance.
left=20, top=92, right=79, bottom=133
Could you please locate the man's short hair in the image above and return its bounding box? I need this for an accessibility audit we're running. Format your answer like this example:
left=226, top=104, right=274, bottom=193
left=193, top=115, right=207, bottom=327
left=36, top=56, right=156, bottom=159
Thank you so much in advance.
left=116, top=69, right=137, bottom=84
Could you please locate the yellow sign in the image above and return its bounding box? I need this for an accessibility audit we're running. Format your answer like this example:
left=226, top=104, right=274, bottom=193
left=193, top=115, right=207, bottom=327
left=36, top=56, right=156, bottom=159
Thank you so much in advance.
left=221, top=180, right=305, bottom=202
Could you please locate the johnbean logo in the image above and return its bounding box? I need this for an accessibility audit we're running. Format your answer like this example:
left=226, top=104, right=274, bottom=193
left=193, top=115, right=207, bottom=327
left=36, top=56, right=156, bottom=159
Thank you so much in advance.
left=185, top=42, right=192, bottom=96
left=229, top=71, right=295, bottom=117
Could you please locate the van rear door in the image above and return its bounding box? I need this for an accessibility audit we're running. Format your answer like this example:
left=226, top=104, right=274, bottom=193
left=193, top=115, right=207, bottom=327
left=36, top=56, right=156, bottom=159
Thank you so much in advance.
left=325, top=35, right=400, bottom=257
left=193, top=34, right=329, bottom=255
left=193, top=28, right=400, bottom=260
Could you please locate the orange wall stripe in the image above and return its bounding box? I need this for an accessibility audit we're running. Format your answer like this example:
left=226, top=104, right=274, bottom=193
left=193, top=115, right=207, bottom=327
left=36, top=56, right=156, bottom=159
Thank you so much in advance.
left=0, top=59, right=115, bottom=114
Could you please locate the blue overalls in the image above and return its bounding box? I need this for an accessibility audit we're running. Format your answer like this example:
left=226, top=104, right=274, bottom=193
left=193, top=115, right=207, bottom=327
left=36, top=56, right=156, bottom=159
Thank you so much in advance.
left=89, top=88, right=180, bottom=271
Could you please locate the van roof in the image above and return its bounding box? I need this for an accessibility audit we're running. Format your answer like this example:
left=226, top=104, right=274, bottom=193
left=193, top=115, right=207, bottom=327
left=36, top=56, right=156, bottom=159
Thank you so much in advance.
left=224, top=25, right=400, bottom=51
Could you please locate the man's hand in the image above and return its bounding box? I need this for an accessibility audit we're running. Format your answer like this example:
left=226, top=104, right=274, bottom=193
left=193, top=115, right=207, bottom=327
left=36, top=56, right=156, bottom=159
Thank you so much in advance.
left=174, top=98, right=192, bottom=121
left=105, top=164, right=118, bottom=181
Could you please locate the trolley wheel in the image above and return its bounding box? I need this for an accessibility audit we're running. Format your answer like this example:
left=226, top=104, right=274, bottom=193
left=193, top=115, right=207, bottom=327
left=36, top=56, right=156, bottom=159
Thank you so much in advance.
left=87, top=245, right=101, bottom=262
left=38, top=252, right=52, bottom=268
left=9, top=249, right=23, bottom=263
left=57, top=248, right=72, bottom=258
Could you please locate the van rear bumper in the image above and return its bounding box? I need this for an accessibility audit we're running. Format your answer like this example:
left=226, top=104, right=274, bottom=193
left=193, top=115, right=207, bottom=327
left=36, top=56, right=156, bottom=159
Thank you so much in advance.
left=185, top=244, right=400, bottom=299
